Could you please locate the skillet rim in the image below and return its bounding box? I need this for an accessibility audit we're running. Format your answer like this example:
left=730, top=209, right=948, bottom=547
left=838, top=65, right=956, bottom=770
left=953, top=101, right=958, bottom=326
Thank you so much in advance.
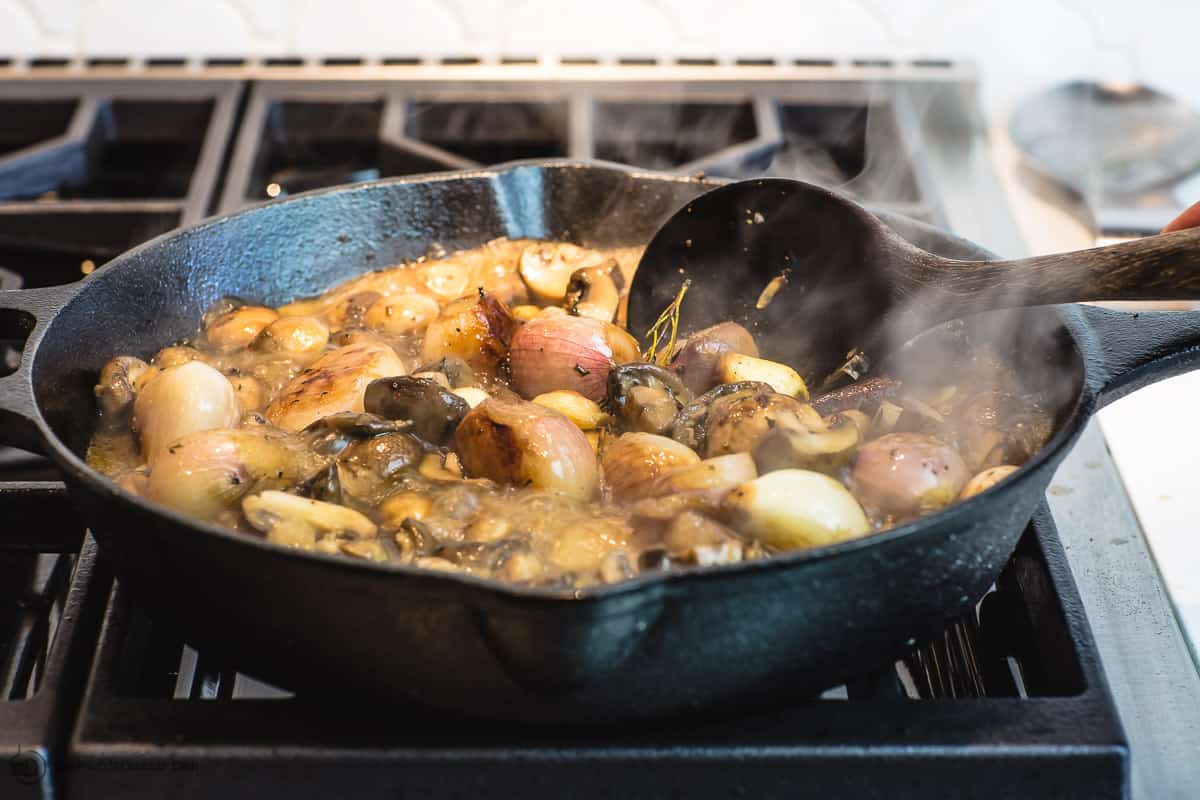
left=27, top=158, right=1093, bottom=603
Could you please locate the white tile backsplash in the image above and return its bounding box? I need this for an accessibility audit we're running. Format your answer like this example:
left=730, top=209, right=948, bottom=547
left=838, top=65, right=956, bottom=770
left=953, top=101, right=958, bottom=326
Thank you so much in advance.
left=0, top=0, right=1196, bottom=114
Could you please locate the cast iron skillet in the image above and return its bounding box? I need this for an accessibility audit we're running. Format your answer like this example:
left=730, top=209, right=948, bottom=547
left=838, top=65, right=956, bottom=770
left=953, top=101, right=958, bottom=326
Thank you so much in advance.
left=0, top=161, right=1198, bottom=724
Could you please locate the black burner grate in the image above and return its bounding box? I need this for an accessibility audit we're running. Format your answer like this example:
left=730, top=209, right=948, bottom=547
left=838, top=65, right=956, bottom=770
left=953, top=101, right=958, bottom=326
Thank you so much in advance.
left=49, top=509, right=1125, bottom=800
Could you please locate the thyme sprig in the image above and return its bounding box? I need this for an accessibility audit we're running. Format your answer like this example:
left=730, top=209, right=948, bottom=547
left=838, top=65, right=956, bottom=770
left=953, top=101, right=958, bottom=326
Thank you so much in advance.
left=643, top=278, right=691, bottom=366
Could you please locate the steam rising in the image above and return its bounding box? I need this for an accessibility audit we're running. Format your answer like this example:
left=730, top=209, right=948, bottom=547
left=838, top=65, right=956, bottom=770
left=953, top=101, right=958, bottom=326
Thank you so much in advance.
left=612, top=81, right=1084, bottom=430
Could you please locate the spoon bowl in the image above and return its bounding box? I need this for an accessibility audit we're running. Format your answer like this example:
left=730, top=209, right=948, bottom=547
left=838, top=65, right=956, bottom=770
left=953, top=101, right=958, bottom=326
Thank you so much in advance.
left=629, top=177, right=1200, bottom=386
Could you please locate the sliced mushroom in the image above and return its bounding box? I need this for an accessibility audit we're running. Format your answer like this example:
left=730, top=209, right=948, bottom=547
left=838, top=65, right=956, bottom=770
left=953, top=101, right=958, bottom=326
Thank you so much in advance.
left=363, top=376, right=469, bottom=444
left=751, top=412, right=861, bottom=474
left=518, top=242, right=609, bottom=303
left=243, top=490, right=378, bottom=550
left=563, top=259, right=623, bottom=321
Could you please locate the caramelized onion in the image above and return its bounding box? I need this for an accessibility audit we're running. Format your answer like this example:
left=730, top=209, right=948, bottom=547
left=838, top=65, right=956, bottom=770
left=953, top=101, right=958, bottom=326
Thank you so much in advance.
left=454, top=397, right=599, bottom=500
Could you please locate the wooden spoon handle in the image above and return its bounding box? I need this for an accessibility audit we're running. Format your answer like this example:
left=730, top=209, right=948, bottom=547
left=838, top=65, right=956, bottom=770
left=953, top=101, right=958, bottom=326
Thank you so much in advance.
left=912, top=226, right=1200, bottom=315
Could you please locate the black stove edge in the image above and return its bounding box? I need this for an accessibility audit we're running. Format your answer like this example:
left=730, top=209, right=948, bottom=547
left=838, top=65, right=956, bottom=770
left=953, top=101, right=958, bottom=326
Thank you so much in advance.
left=1, top=537, right=110, bottom=800
left=60, top=506, right=1128, bottom=800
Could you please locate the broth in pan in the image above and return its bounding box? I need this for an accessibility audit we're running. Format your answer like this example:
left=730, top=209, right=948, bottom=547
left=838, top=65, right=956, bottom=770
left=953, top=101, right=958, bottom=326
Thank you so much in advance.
left=88, top=237, right=1050, bottom=588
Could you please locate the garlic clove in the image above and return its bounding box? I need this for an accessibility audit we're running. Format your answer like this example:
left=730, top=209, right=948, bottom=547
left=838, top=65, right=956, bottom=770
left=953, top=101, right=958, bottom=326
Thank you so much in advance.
left=723, top=469, right=870, bottom=551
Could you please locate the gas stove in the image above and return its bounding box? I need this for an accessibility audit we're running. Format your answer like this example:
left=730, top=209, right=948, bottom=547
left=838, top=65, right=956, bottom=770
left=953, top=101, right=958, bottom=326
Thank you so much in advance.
left=0, top=60, right=1196, bottom=799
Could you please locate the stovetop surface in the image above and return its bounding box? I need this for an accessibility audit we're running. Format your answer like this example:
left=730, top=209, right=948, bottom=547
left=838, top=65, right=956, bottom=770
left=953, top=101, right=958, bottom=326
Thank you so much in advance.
left=0, top=67, right=1158, bottom=799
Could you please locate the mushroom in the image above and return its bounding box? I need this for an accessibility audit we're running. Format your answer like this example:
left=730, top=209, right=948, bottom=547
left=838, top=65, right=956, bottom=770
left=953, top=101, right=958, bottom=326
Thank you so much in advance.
left=454, top=397, right=600, bottom=500
left=300, top=412, right=412, bottom=457
left=363, top=376, right=469, bottom=444
left=847, top=432, right=969, bottom=519
left=518, top=242, right=610, bottom=303
left=959, top=464, right=1019, bottom=500
left=254, top=316, right=331, bottom=362
left=563, top=259, right=623, bottom=322
left=333, top=431, right=428, bottom=503
left=94, top=356, right=157, bottom=422
left=132, top=361, right=240, bottom=462
left=365, top=293, right=440, bottom=336
left=662, top=511, right=745, bottom=566
left=151, top=345, right=209, bottom=369
left=265, top=340, right=408, bottom=432
left=670, top=381, right=770, bottom=453
left=605, top=362, right=692, bottom=435
left=242, top=490, right=377, bottom=549
left=411, top=356, right=476, bottom=388
left=321, top=290, right=381, bottom=331
left=204, top=305, right=279, bottom=351
left=701, top=384, right=825, bottom=458
left=751, top=412, right=861, bottom=474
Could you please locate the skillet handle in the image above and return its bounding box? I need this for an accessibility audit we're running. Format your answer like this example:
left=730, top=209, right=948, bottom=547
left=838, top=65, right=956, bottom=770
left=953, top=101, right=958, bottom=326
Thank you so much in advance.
left=0, top=284, right=79, bottom=452
left=1078, top=303, right=1200, bottom=408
